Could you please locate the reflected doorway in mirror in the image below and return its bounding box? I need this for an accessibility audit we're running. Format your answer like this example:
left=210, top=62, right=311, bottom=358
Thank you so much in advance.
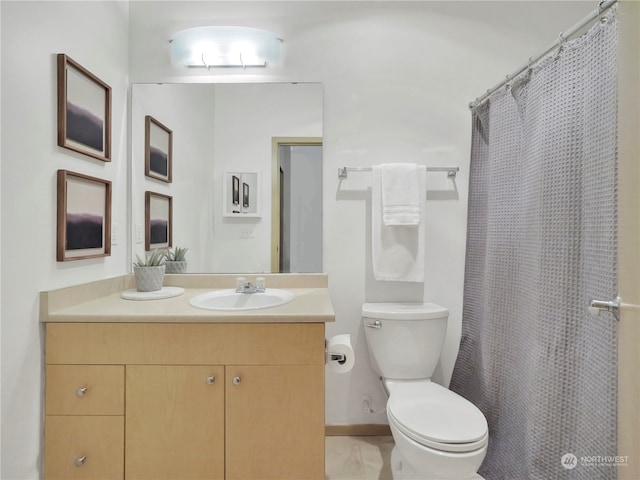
left=271, top=138, right=323, bottom=273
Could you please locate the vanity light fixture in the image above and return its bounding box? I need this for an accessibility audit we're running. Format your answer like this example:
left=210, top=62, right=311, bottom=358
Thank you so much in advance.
left=170, top=26, right=281, bottom=69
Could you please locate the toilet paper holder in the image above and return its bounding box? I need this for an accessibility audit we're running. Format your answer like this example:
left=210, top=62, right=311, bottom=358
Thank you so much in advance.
left=328, top=352, right=347, bottom=364
left=325, top=339, right=347, bottom=364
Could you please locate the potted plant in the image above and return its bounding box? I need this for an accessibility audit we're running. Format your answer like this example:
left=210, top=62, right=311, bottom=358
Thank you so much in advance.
left=133, top=250, right=166, bottom=292
left=164, top=247, right=188, bottom=274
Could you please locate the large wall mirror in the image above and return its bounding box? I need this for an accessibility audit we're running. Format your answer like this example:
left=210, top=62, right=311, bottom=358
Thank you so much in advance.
left=131, top=82, right=323, bottom=273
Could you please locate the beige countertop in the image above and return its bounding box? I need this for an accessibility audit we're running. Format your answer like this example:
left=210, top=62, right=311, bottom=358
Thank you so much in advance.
left=40, top=274, right=335, bottom=323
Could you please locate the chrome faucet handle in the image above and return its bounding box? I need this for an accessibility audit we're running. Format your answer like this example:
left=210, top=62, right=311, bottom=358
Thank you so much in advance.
left=235, top=276, right=247, bottom=292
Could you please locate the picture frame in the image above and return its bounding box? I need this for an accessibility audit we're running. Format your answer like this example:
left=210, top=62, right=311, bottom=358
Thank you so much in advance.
left=223, top=172, right=260, bottom=217
left=145, top=191, right=173, bottom=251
left=243, top=182, right=250, bottom=208
left=57, top=170, right=111, bottom=261
left=232, top=175, right=240, bottom=205
left=57, top=54, right=111, bottom=162
left=145, top=115, right=173, bottom=182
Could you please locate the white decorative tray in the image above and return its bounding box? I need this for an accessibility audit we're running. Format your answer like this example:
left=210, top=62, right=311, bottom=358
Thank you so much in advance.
left=121, top=286, right=185, bottom=301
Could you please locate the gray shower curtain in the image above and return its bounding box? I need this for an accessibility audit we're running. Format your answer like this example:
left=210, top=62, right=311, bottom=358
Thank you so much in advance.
left=450, top=7, right=618, bottom=480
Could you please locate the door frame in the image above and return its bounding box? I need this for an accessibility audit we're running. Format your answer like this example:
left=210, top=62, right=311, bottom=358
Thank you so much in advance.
left=617, top=2, right=639, bottom=478
left=270, top=137, right=323, bottom=273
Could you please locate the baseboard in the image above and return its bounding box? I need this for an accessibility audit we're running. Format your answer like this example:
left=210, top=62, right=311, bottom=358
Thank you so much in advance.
left=325, top=424, right=392, bottom=436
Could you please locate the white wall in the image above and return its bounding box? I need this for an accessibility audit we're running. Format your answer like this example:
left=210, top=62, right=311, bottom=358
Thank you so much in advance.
left=0, top=2, right=129, bottom=478
left=129, top=1, right=595, bottom=426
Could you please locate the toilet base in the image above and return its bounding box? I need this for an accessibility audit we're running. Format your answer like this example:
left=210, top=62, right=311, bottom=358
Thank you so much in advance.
left=389, top=422, right=487, bottom=480
left=391, top=446, right=486, bottom=480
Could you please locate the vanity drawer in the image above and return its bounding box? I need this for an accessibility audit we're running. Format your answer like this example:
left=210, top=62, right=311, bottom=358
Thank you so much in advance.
left=46, top=323, right=325, bottom=365
left=44, top=415, right=124, bottom=480
left=46, top=365, right=124, bottom=415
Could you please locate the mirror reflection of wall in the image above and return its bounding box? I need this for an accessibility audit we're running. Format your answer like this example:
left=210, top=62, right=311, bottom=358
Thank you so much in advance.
left=131, top=83, right=323, bottom=273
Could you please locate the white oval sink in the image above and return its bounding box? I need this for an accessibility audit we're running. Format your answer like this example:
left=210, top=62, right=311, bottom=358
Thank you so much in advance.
left=189, top=288, right=294, bottom=311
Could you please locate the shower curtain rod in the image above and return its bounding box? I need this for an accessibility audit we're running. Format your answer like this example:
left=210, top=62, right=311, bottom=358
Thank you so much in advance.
left=468, top=0, right=617, bottom=109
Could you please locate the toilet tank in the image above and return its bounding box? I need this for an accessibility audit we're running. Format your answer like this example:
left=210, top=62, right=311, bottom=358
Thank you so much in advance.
left=362, top=303, right=448, bottom=380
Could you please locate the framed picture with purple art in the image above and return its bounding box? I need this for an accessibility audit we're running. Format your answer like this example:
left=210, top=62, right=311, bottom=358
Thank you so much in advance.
left=145, top=191, right=173, bottom=251
left=57, top=170, right=112, bottom=261
left=57, top=54, right=111, bottom=162
left=145, top=115, right=173, bottom=183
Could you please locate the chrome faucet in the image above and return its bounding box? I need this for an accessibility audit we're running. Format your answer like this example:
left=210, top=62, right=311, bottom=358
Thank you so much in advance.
left=235, top=278, right=266, bottom=294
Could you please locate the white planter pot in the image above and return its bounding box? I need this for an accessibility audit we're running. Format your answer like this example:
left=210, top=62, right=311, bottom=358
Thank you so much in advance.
left=134, top=265, right=166, bottom=292
left=165, top=261, right=187, bottom=274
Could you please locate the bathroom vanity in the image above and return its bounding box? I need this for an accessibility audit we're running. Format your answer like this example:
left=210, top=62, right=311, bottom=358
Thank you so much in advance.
left=40, top=274, right=334, bottom=480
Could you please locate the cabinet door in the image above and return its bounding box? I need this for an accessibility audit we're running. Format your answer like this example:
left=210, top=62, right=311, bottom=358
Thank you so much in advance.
left=125, top=366, right=224, bottom=480
left=226, top=365, right=325, bottom=480
left=45, top=416, right=124, bottom=480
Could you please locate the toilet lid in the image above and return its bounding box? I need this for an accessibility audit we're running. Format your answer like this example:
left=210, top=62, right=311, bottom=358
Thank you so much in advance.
left=387, top=383, right=488, bottom=453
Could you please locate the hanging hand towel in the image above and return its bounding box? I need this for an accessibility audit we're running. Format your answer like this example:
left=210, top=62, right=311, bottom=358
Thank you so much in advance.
left=372, top=165, right=426, bottom=282
left=381, top=163, right=422, bottom=226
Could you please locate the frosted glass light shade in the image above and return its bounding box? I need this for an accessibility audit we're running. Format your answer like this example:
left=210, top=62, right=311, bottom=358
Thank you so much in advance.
left=170, top=26, right=281, bottom=68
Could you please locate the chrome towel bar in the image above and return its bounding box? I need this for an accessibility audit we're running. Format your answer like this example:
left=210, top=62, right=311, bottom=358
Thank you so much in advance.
left=338, top=166, right=459, bottom=179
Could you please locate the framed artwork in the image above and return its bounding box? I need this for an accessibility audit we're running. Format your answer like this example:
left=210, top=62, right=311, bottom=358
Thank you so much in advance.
left=57, top=170, right=112, bottom=261
left=145, top=115, right=173, bottom=182
left=145, top=191, right=173, bottom=251
left=57, top=54, right=111, bottom=162
left=223, top=172, right=260, bottom=217
left=232, top=175, right=240, bottom=205
left=243, top=182, right=250, bottom=208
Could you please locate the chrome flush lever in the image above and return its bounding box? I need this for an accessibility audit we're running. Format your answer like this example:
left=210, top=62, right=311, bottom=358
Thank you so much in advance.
left=589, top=296, right=620, bottom=321
left=365, top=320, right=382, bottom=329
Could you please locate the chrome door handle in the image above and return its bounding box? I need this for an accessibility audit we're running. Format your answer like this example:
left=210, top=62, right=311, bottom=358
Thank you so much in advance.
left=365, top=320, right=381, bottom=329
left=589, top=296, right=620, bottom=321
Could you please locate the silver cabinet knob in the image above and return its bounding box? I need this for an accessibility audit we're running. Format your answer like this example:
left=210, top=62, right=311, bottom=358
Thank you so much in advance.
left=74, top=456, right=86, bottom=467
left=232, top=376, right=241, bottom=386
left=206, top=376, right=216, bottom=385
left=75, top=387, right=88, bottom=397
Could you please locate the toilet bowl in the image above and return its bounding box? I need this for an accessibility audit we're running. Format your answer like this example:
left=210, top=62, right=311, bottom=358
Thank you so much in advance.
left=385, top=379, right=487, bottom=479
left=362, top=303, right=488, bottom=480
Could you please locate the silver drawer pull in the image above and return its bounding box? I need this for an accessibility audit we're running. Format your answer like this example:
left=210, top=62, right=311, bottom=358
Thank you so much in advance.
left=232, top=376, right=241, bottom=386
left=74, top=456, right=86, bottom=467
left=365, top=320, right=382, bottom=329
left=206, top=376, right=216, bottom=385
left=75, top=387, right=88, bottom=397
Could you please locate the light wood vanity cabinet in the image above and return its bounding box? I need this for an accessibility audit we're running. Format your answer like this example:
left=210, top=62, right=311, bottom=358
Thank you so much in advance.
left=44, top=323, right=325, bottom=480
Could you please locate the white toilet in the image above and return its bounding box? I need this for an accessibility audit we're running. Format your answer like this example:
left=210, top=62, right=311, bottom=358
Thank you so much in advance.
left=362, top=303, right=488, bottom=480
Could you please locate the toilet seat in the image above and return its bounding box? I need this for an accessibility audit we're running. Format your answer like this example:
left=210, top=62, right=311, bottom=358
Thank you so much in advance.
left=387, top=382, right=488, bottom=453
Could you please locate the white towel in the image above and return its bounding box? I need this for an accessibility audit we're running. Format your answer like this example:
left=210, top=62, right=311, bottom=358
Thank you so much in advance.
left=372, top=165, right=426, bottom=282
left=381, top=163, right=421, bottom=226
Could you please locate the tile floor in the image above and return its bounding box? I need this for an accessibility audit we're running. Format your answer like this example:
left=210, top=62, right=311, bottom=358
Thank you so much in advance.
left=325, top=436, right=395, bottom=480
